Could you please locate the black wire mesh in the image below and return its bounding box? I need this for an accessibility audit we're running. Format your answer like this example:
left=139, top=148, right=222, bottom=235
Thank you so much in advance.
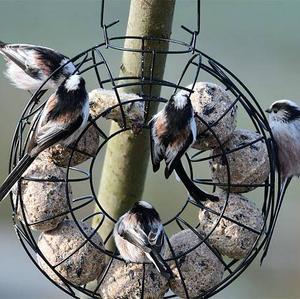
left=6, top=1, right=284, bottom=298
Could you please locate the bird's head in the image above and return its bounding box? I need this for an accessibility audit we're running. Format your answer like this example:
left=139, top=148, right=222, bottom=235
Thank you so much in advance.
left=61, top=58, right=77, bottom=77
left=266, top=99, right=300, bottom=124
left=130, top=201, right=161, bottom=222
left=170, top=92, right=191, bottom=110
left=64, top=74, right=85, bottom=92
left=56, top=74, right=87, bottom=105
left=134, top=201, right=154, bottom=210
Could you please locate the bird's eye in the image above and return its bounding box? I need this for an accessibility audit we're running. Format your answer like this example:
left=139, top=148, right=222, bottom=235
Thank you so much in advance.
left=273, top=109, right=278, bottom=113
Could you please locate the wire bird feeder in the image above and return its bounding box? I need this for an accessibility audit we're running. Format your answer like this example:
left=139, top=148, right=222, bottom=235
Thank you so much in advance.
left=7, top=1, right=284, bottom=298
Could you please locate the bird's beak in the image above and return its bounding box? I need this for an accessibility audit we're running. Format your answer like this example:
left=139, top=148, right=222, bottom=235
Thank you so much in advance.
left=265, top=108, right=271, bottom=113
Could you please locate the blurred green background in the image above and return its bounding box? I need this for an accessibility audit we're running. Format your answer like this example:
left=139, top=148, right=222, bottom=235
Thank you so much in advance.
left=1, top=0, right=300, bottom=298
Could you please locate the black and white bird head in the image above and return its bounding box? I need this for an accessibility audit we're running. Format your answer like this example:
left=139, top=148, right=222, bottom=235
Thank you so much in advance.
left=113, top=200, right=171, bottom=278
left=169, top=92, right=191, bottom=110
left=64, top=73, right=85, bottom=90
left=266, top=99, right=300, bottom=124
left=57, top=74, right=87, bottom=98
left=265, top=99, right=300, bottom=180
left=125, top=201, right=163, bottom=239
left=129, top=200, right=161, bottom=222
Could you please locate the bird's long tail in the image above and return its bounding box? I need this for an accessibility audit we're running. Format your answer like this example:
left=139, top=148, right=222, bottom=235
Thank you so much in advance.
left=175, top=160, right=219, bottom=203
left=0, top=154, right=35, bottom=201
left=260, top=176, right=292, bottom=264
left=146, top=251, right=172, bottom=279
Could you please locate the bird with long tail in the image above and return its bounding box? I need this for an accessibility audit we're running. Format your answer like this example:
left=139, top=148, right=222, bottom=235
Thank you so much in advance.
left=0, top=74, right=89, bottom=201
left=149, top=90, right=219, bottom=203
left=114, top=201, right=172, bottom=279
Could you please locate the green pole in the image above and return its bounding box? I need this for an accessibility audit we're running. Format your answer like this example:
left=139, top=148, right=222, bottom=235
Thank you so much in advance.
left=93, top=0, right=176, bottom=249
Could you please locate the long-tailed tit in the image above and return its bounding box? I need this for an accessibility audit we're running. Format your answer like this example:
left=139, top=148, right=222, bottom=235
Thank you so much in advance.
left=0, top=41, right=75, bottom=91
left=266, top=99, right=300, bottom=186
left=0, top=74, right=89, bottom=201
left=262, top=99, right=300, bottom=262
left=114, top=201, right=172, bottom=279
left=149, top=92, right=219, bottom=203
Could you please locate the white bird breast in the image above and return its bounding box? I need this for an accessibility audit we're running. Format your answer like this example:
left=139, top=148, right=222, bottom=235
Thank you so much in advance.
left=271, top=118, right=300, bottom=178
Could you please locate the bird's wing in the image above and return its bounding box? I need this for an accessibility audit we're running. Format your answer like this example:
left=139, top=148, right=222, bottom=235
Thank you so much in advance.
left=117, top=218, right=171, bottom=278
left=117, top=220, right=151, bottom=253
left=28, top=94, right=84, bottom=154
left=149, top=113, right=167, bottom=173
left=146, top=221, right=165, bottom=252
left=118, top=217, right=164, bottom=254
left=33, top=116, right=83, bottom=153
left=164, top=128, right=193, bottom=179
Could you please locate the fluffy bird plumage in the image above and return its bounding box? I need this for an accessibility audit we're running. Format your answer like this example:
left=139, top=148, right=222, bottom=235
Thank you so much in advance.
left=0, top=41, right=75, bottom=91
left=149, top=91, right=219, bottom=203
left=266, top=99, right=300, bottom=180
left=114, top=201, right=172, bottom=279
left=261, top=99, right=300, bottom=263
left=149, top=92, right=196, bottom=178
left=0, top=74, right=89, bottom=201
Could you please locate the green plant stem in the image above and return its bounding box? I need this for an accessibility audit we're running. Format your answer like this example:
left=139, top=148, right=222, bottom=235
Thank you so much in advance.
left=93, top=0, right=176, bottom=249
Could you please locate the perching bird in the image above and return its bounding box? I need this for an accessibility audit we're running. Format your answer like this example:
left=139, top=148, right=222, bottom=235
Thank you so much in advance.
left=261, top=99, right=300, bottom=263
left=114, top=201, right=172, bottom=279
left=0, top=41, right=76, bottom=91
left=149, top=91, right=219, bottom=203
left=266, top=99, right=300, bottom=186
left=0, top=74, right=89, bottom=201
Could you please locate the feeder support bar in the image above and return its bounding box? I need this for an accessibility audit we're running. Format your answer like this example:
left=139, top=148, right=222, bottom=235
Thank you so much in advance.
left=93, top=0, right=176, bottom=248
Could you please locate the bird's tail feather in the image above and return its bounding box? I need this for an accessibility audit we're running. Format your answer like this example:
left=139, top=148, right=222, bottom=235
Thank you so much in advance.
left=149, top=118, right=161, bottom=173
left=0, top=154, right=35, bottom=201
left=175, top=160, right=219, bottom=203
left=146, top=251, right=172, bottom=279
left=260, top=176, right=292, bottom=264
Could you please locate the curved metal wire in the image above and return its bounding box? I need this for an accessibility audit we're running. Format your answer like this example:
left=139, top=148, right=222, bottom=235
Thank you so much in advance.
left=5, top=0, right=283, bottom=298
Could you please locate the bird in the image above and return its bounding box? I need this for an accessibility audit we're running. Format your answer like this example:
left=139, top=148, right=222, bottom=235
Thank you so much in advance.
left=261, top=99, right=300, bottom=263
left=0, top=74, right=89, bottom=201
left=149, top=91, right=219, bottom=203
left=266, top=99, right=300, bottom=185
left=114, top=200, right=172, bottom=279
left=0, top=41, right=76, bottom=92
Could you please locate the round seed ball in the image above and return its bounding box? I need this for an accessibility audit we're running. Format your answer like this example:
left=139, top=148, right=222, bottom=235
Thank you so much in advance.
left=89, top=88, right=145, bottom=127
left=198, top=192, right=263, bottom=259
left=15, top=152, right=70, bottom=231
left=47, top=125, right=100, bottom=167
left=189, top=82, right=237, bottom=151
left=210, top=129, right=270, bottom=193
left=98, top=259, right=168, bottom=299
left=37, top=220, right=106, bottom=286
left=166, top=229, right=224, bottom=298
